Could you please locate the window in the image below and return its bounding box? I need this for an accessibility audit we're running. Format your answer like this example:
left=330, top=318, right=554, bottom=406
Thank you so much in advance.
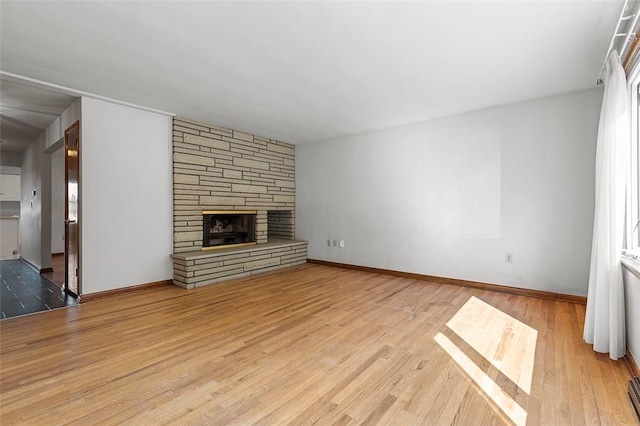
left=626, top=65, right=640, bottom=255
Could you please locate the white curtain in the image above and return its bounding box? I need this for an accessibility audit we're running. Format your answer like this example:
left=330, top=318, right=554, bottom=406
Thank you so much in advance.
left=584, top=51, right=631, bottom=360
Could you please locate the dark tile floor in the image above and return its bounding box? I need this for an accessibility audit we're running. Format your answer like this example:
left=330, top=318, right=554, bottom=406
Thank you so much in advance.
left=0, top=259, right=78, bottom=319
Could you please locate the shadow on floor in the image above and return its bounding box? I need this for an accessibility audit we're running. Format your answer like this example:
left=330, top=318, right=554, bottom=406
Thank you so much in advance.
left=0, top=259, right=78, bottom=319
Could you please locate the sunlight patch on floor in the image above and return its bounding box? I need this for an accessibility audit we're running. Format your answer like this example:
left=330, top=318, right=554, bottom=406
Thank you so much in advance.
left=435, top=296, right=538, bottom=426
left=445, top=296, right=537, bottom=393
left=434, top=332, right=527, bottom=426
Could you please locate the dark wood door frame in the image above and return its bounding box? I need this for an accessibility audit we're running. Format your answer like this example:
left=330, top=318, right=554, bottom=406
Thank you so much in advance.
left=64, top=121, right=80, bottom=297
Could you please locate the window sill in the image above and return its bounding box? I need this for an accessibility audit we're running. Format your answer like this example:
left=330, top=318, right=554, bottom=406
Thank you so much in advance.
left=622, top=253, right=640, bottom=280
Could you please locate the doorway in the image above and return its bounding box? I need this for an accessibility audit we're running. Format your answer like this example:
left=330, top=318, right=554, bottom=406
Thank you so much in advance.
left=0, top=77, right=81, bottom=318
left=0, top=131, right=81, bottom=319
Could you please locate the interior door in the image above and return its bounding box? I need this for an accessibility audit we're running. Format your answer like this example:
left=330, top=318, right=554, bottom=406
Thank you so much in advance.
left=64, top=121, right=80, bottom=297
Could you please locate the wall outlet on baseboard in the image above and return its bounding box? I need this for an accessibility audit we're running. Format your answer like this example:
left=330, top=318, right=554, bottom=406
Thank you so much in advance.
left=505, top=253, right=513, bottom=264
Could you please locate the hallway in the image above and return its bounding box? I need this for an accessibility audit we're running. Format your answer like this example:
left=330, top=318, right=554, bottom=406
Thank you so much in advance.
left=0, top=259, right=77, bottom=319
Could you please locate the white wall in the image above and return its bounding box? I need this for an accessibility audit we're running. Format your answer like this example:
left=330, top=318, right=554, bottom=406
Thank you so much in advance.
left=297, top=88, right=602, bottom=296
left=81, top=97, right=173, bottom=294
left=20, top=132, right=46, bottom=268
left=51, top=150, right=65, bottom=253
left=623, top=267, right=640, bottom=366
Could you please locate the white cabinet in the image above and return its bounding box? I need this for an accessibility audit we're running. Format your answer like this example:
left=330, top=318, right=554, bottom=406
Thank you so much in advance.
left=0, top=217, right=19, bottom=259
left=0, top=174, right=21, bottom=201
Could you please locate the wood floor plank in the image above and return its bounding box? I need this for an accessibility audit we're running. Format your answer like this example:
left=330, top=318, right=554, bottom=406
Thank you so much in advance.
left=0, top=263, right=637, bottom=425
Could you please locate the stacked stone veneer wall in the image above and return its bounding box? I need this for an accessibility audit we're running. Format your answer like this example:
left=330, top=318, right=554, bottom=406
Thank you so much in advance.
left=172, top=116, right=306, bottom=288
left=172, top=240, right=308, bottom=288
left=173, top=116, right=296, bottom=253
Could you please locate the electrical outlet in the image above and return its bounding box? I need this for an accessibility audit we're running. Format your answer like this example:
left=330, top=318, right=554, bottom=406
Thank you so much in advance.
left=339, top=240, right=344, bottom=248
left=505, top=253, right=513, bottom=264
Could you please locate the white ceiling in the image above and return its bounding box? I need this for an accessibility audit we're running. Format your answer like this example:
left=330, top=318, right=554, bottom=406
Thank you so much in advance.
left=0, top=78, right=77, bottom=152
left=0, top=1, right=624, bottom=145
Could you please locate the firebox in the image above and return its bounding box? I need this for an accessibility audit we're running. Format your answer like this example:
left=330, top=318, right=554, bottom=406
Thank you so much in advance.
left=202, top=210, right=257, bottom=250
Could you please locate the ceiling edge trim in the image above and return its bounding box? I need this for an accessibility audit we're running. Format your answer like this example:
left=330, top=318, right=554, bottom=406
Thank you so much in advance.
left=0, top=70, right=176, bottom=117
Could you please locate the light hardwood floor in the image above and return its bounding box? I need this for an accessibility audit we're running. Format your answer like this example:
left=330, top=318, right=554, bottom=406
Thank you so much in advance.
left=0, top=263, right=637, bottom=425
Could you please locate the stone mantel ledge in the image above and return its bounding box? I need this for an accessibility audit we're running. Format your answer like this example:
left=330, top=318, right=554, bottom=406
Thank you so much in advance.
left=171, top=238, right=307, bottom=261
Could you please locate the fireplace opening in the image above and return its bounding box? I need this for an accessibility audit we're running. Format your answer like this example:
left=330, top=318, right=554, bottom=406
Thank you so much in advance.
left=202, top=210, right=256, bottom=250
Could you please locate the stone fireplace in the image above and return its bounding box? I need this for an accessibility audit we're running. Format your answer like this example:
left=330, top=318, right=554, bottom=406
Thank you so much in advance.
left=171, top=117, right=307, bottom=288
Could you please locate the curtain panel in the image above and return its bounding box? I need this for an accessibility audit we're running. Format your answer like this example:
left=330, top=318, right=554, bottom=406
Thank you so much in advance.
left=584, top=50, right=631, bottom=360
